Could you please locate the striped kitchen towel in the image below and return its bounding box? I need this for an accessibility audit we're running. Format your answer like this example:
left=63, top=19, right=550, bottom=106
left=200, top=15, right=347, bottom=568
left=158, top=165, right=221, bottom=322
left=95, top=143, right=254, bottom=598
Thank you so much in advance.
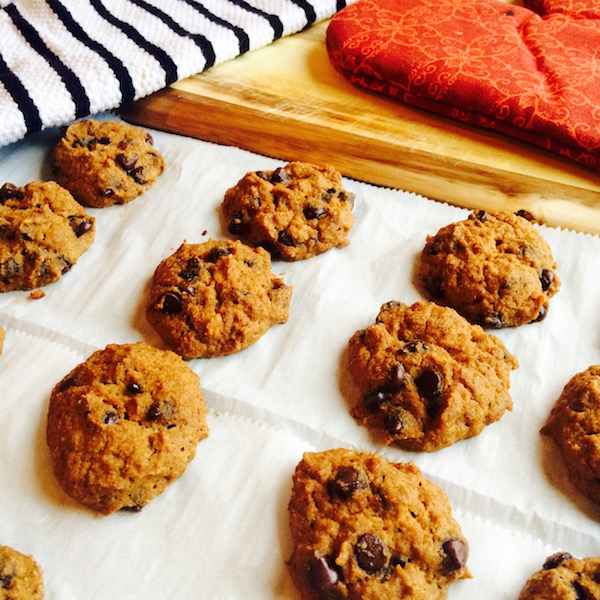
left=0, top=0, right=353, bottom=148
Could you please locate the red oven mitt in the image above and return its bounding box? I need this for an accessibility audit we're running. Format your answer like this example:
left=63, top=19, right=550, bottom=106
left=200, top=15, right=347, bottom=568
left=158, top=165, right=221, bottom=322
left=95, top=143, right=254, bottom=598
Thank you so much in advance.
left=326, top=0, right=600, bottom=172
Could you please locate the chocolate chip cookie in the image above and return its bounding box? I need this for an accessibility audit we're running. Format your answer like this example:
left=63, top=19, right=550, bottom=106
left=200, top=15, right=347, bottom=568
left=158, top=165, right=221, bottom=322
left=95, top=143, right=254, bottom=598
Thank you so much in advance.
left=46, top=342, right=209, bottom=515
left=222, top=161, right=354, bottom=260
left=52, top=119, right=165, bottom=208
left=541, top=365, right=600, bottom=506
left=418, top=210, right=560, bottom=327
left=348, top=300, right=518, bottom=451
left=287, top=448, right=471, bottom=600
left=145, top=239, right=292, bottom=359
left=0, top=181, right=95, bottom=292
left=519, top=552, right=600, bottom=599
left=0, top=545, right=44, bottom=600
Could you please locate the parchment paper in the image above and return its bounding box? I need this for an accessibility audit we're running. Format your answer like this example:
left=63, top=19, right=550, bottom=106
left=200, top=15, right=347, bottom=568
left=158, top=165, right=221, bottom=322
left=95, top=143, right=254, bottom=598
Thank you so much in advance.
left=1, top=114, right=599, bottom=599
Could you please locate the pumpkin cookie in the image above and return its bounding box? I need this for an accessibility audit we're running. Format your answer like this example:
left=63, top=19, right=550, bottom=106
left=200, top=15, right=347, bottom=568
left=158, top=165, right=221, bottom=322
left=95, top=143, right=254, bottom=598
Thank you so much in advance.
left=418, top=210, right=560, bottom=327
left=46, top=342, right=209, bottom=515
left=145, top=239, right=292, bottom=359
left=0, top=181, right=95, bottom=292
left=222, top=161, right=354, bottom=260
left=541, top=365, right=600, bottom=506
left=0, top=545, right=44, bottom=599
left=519, top=552, right=600, bottom=599
left=287, top=448, right=470, bottom=600
left=52, top=119, right=165, bottom=208
left=348, top=300, right=518, bottom=451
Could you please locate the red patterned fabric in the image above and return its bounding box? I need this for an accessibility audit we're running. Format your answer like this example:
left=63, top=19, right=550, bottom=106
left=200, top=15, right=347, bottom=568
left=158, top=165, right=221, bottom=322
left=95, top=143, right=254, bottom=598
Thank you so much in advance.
left=326, top=0, right=600, bottom=172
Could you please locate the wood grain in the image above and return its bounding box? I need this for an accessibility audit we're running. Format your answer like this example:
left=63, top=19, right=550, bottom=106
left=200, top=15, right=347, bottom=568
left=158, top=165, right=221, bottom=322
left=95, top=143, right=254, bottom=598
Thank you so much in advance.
left=119, top=20, right=600, bottom=235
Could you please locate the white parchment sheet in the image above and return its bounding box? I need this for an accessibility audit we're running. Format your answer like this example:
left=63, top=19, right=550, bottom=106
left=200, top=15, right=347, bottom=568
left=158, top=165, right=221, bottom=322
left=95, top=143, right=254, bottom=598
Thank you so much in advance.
left=1, top=114, right=599, bottom=599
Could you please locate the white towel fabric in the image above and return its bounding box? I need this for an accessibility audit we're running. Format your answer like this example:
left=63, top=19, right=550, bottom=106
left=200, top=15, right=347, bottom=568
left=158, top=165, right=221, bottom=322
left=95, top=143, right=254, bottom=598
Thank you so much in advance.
left=0, top=0, right=350, bottom=148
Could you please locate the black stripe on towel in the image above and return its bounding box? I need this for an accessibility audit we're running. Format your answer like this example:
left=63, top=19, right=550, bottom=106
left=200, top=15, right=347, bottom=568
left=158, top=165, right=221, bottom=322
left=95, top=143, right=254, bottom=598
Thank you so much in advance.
left=5, top=4, right=90, bottom=117
left=228, top=0, right=284, bottom=40
left=128, top=0, right=216, bottom=69
left=181, top=0, right=250, bottom=55
left=290, top=0, right=317, bottom=30
left=88, top=0, right=179, bottom=85
left=0, top=52, right=42, bottom=135
left=46, top=0, right=136, bottom=103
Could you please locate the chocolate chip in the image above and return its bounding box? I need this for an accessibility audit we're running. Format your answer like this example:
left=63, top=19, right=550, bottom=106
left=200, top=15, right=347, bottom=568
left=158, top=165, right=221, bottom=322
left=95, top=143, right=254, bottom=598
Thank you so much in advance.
left=205, top=246, right=232, bottom=263
left=145, top=133, right=154, bottom=145
left=424, top=277, right=443, bottom=299
left=228, top=214, right=249, bottom=236
left=0, top=182, right=23, bottom=203
left=484, top=314, right=505, bottom=328
left=534, top=304, right=548, bottom=322
left=322, top=187, right=336, bottom=202
left=354, top=533, right=387, bottom=573
left=362, top=390, right=391, bottom=413
left=0, top=257, right=19, bottom=281
left=21, top=232, right=32, bottom=241
left=159, top=292, right=183, bottom=315
left=179, top=257, right=200, bottom=280
left=442, top=539, right=468, bottom=572
left=516, top=209, right=535, bottom=222
left=305, top=555, right=339, bottom=592
left=543, top=552, right=573, bottom=570
left=146, top=403, right=162, bottom=422
left=328, top=467, right=366, bottom=499
left=59, top=257, right=72, bottom=274
left=474, top=210, right=489, bottom=222
left=572, top=581, right=595, bottom=600
left=0, top=568, right=14, bottom=590
left=401, top=340, right=430, bottom=353
left=415, top=369, right=444, bottom=401
left=387, top=364, right=406, bottom=391
left=130, top=166, right=146, bottom=184
left=103, top=410, right=119, bottom=424
left=270, top=167, right=289, bottom=184
left=97, top=136, right=111, bottom=145
left=58, top=374, right=77, bottom=392
left=384, top=412, right=404, bottom=435
left=69, top=216, right=93, bottom=238
left=303, top=205, right=327, bottom=220
left=116, top=153, right=139, bottom=173
left=127, top=381, right=143, bottom=395
left=102, top=188, right=115, bottom=197
left=277, top=231, right=295, bottom=247
left=540, top=269, right=554, bottom=291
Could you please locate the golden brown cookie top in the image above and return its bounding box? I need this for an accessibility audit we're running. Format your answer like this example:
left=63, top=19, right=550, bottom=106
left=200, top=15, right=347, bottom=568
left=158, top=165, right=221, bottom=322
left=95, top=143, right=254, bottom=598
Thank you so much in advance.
left=348, top=300, right=518, bottom=451
left=222, top=161, right=354, bottom=261
left=418, top=210, right=560, bottom=328
left=52, top=119, right=165, bottom=208
left=145, top=239, right=292, bottom=359
left=287, top=448, right=470, bottom=600
left=0, top=180, right=95, bottom=292
left=542, top=365, right=600, bottom=506
left=46, top=342, right=209, bottom=515
left=0, top=545, right=44, bottom=600
left=519, top=552, right=600, bottom=600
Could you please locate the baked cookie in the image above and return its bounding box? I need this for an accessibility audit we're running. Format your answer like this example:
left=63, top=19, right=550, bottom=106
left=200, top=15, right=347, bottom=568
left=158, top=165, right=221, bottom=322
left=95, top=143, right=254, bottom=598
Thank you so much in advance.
left=0, top=181, right=95, bottom=292
left=52, top=119, right=165, bottom=208
left=46, top=342, right=209, bottom=515
left=287, top=448, right=471, bottom=600
left=418, top=210, right=560, bottom=328
left=348, top=300, right=518, bottom=451
left=145, top=239, right=292, bottom=359
left=0, top=545, right=44, bottom=600
left=519, top=552, right=600, bottom=599
left=541, top=365, right=600, bottom=506
left=222, top=161, right=354, bottom=261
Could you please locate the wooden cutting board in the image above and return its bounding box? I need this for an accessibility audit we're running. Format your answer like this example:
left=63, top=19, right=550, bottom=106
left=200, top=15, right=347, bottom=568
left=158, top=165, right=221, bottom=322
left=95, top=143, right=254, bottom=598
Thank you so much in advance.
left=119, top=20, right=600, bottom=235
